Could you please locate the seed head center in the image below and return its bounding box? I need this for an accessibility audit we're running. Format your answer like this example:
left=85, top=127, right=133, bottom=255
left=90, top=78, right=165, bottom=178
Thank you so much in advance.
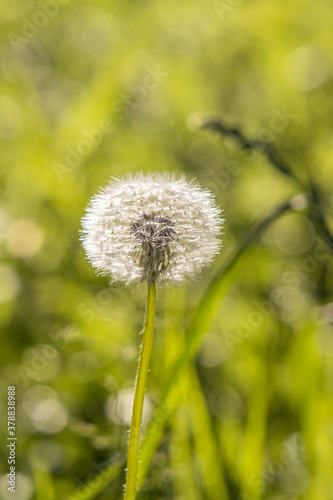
left=130, top=212, right=176, bottom=281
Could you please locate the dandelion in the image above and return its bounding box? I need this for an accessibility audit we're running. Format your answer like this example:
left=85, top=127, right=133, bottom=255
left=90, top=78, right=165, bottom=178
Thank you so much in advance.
left=80, top=172, right=223, bottom=500
left=81, top=172, right=223, bottom=285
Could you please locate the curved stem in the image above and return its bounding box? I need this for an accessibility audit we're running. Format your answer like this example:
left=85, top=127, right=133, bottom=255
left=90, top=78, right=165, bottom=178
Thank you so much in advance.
left=124, top=281, right=156, bottom=500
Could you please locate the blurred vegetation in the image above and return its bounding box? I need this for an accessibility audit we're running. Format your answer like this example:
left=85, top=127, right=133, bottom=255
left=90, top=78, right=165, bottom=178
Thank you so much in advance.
left=1, top=0, right=333, bottom=499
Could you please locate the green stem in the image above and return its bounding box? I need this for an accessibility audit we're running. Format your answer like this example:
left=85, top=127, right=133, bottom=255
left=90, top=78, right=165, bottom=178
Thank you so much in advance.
left=124, top=281, right=156, bottom=500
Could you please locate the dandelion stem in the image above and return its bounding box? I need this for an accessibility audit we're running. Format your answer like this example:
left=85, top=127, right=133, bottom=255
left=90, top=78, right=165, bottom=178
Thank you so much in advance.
left=124, top=281, right=156, bottom=500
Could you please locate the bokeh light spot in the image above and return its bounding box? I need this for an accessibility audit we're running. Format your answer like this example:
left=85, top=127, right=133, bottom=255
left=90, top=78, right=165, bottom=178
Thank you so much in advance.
left=0, top=473, right=34, bottom=500
left=285, top=44, right=331, bottom=91
left=198, top=333, right=226, bottom=368
left=64, top=6, right=128, bottom=58
left=7, top=218, right=44, bottom=258
left=274, top=214, right=315, bottom=255
left=22, top=385, right=68, bottom=434
left=105, top=390, right=152, bottom=426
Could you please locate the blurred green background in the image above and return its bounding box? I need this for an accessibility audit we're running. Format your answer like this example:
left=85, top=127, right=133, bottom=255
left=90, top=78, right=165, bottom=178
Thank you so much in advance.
left=1, top=0, right=333, bottom=499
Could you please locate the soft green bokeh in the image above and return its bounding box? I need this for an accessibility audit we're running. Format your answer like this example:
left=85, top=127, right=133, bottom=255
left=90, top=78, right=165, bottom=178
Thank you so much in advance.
left=1, top=1, right=333, bottom=499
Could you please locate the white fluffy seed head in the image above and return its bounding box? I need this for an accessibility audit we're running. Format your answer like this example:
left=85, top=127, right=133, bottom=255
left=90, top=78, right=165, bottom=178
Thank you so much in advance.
left=81, top=172, right=224, bottom=285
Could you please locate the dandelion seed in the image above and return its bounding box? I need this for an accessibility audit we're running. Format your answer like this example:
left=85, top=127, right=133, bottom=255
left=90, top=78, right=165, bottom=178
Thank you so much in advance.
left=81, top=172, right=224, bottom=285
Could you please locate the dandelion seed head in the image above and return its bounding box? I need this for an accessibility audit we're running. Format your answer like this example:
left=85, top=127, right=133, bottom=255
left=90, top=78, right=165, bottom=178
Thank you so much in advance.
left=81, top=172, right=224, bottom=285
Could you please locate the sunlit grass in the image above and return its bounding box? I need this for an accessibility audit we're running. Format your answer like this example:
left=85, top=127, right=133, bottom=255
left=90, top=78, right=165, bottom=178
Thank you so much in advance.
left=1, top=0, right=333, bottom=499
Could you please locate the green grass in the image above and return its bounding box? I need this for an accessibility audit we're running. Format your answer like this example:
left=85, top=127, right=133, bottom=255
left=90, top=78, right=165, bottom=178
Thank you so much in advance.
left=1, top=0, right=333, bottom=499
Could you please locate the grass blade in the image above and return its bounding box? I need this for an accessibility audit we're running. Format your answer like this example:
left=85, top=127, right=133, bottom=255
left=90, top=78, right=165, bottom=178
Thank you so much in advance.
left=138, top=199, right=292, bottom=488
